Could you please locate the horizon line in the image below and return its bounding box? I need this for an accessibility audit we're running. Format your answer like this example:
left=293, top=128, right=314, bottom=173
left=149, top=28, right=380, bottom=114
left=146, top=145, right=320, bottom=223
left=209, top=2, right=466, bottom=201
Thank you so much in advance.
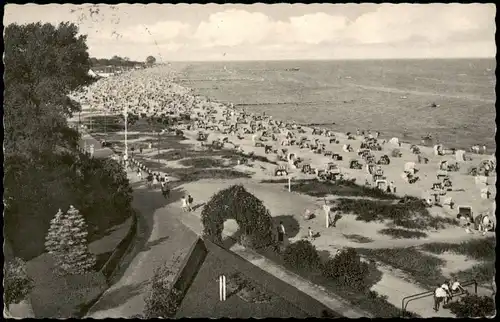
left=152, top=57, right=495, bottom=63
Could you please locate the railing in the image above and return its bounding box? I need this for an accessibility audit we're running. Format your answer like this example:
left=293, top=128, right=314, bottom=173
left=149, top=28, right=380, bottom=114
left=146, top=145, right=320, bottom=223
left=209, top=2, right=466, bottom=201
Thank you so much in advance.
left=401, top=280, right=477, bottom=317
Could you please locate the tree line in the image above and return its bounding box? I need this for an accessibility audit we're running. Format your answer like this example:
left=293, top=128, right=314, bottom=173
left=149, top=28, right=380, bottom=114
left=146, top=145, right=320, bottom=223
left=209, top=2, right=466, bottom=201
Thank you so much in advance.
left=4, top=21, right=134, bottom=260
left=90, top=55, right=157, bottom=68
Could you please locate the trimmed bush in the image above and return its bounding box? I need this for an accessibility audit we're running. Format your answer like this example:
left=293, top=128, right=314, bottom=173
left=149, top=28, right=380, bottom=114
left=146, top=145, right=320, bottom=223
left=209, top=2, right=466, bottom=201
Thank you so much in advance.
left=447, top=294, right=495, bottom=318
left=4, top=258, right=34, bottom=306
left=201, top=185, right=274, bottom=248
left=144, top=264, right=183, bottom=318
left=283, top=240, right=320, bottom=270
left=321, top=248, right=369, bottom=290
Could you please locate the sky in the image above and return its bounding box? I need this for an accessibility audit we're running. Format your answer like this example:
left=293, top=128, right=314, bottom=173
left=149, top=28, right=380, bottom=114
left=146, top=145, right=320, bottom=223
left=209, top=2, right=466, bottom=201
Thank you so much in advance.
left=4, top=3, right=497, bottom=62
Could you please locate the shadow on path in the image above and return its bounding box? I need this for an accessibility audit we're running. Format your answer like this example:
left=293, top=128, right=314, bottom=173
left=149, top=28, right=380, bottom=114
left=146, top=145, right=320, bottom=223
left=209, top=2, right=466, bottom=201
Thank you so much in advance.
left=88, top=281, right=148, bottom=314
left=104, top=181, right=185, bottom=285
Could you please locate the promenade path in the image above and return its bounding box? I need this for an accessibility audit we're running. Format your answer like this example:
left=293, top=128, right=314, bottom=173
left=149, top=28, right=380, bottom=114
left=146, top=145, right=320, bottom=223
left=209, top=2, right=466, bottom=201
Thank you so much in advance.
left=76, top=125, right=490, bottom=318
left=76, top=133, right=371, bottom=318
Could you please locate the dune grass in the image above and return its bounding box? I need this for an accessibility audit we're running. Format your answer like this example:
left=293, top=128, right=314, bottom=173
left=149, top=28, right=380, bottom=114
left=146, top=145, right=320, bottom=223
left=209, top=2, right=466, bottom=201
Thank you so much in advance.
left=420, top=237, right=495, bottom=262
left=288, top=179, right=399, bottom=199
left=453, top=262, right=495, bottom=284
left=420, top=238, right=496, bottom=284
left=378, top=228, right=428, bottom=239
left=336, top=197, right=458, bottom=230
left=356, top=247, right=445, bottom=289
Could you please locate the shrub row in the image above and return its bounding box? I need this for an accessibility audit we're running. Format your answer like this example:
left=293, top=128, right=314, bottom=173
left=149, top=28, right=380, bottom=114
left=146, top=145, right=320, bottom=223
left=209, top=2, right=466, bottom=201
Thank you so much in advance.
left=283, top=240, right=370, bottom=291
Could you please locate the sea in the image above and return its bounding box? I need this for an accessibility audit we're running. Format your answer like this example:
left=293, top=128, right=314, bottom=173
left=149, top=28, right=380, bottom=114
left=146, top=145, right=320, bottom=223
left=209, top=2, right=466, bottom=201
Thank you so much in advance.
left=172, top=59, right=496, bottom=151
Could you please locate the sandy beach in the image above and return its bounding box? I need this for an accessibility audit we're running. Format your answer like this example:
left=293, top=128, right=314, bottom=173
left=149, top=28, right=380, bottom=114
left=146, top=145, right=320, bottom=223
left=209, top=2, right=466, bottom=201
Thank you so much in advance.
left=77, top=66, right=496, bottom=317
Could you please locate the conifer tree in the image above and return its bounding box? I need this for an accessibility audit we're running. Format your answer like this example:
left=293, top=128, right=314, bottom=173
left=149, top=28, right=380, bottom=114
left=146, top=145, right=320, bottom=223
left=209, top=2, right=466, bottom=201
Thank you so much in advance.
left=44, top=208, right=65, bottom=256
left=57, top=205, right=96, bottom=274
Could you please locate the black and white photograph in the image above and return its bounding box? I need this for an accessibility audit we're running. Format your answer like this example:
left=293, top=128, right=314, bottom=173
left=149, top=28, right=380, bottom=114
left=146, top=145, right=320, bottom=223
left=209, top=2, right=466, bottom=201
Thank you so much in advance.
left=3, top=3, right=496, bottom=319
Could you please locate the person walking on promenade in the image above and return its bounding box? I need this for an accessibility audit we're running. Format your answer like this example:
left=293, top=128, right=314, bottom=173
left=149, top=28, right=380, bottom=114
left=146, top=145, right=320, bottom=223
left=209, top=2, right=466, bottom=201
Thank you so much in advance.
left=277, top=221, right=286, bottom=246
left=161, top=180, right=170, bottom=199
left=181, top=196, right=189, bottom=212
left=187, top=194, right=194, bottom=211
left=433, top=284, right=447, bottom=312
left=152, top=173, right=159, bottom=189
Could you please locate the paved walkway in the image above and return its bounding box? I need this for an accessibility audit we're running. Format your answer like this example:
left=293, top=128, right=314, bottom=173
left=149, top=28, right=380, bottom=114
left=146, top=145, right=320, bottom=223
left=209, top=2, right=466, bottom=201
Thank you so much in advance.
left=77, top=133, right=199, bottom=318
left=75, top=123, right=489, bottom=318
left=177, top=205, right=372, bottom=318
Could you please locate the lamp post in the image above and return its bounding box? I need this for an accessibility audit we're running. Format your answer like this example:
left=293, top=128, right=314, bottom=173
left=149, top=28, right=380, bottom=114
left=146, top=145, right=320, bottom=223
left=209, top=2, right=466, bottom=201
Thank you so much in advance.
left=157, top=130, right=160, bottom=161
left=124, top=106, right=128, bottom=161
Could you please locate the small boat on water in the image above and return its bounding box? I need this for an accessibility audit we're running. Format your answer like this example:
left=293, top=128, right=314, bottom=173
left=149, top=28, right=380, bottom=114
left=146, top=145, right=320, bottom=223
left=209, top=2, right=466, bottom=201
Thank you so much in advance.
left=430, top=102, right=440, bottom=108
left=284, top=68, right=300, bottom=71
left=400, top=96, right=408, bottom=99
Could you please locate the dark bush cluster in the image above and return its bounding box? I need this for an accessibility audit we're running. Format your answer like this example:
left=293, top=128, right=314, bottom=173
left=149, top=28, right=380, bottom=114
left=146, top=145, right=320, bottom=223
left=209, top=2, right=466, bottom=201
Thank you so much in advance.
left=447, top=294, right=495, bottom=318
left=321, top=248, right=370, bottom=290
left=144, top=264, right=183, bottom=318
left=283, top=240, right=321, bottom=270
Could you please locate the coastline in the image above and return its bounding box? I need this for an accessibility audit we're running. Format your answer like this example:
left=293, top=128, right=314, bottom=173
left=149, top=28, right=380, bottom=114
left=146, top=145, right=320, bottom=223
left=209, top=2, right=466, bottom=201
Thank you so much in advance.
left=169, top=67, right=495, bottom=159
left=170, top=65, right=496, bottom=152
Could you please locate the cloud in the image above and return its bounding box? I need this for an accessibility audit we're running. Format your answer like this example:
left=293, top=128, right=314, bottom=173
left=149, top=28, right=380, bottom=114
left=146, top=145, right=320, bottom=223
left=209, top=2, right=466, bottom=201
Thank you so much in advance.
left=116, top=20, right=191, bottom=44
left=342, top=4, right=496, bottom=45
left=4, top=4, right=496, bottom=60
left=193, top=9, right=273, bottom=47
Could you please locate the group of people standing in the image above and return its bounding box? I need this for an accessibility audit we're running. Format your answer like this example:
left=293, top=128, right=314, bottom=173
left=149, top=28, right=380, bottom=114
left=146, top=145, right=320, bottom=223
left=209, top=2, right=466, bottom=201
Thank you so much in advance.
left=433, top=277, right=466, bottom=312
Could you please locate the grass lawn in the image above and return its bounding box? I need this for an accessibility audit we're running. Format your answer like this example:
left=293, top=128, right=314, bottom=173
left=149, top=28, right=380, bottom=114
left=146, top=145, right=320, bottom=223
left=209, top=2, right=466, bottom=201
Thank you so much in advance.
left=26, top=254, right=108, bottom=318
left=178, top=157, right=235, bottom=169
left=85, top=115, right=176, bottom=134
left=286, top=179, right=400, bottom=199
left=132, top=155, right=252, bottom=183
left=356, top=247, right=445, bottom=290
left=419, top=237, right=496, bottom=284
left=335, top=198, right=458, bottom=231
left=253, top=246, right=419, bottom=318
left=378, top=228, right=428, bottom=239
left=157, top=147, right=238, bottom=161
left=176, top=251, right=310, bottom=318
left=420, top=237, right=495, bottom=262
left=24, top=218, right=134, bottom=318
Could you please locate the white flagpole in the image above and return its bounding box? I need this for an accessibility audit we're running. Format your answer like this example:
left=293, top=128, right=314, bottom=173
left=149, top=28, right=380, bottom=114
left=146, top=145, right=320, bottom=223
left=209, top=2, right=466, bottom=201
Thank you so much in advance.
left=223, top=275, right=226, bottom=301
left=324, top=198, right=329, bottom=228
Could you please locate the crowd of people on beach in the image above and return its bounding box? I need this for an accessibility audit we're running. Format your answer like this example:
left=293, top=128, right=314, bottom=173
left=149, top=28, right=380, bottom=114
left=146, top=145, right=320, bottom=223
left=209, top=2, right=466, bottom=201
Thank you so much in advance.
left=77, top=66, right=495, bottom=243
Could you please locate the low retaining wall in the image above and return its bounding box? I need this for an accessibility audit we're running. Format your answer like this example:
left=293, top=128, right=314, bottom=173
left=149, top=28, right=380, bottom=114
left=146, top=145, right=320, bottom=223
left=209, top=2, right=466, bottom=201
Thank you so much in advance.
left=99, top=211, right=138, bottom=281
left=169, top=238, right=209, bottom=316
